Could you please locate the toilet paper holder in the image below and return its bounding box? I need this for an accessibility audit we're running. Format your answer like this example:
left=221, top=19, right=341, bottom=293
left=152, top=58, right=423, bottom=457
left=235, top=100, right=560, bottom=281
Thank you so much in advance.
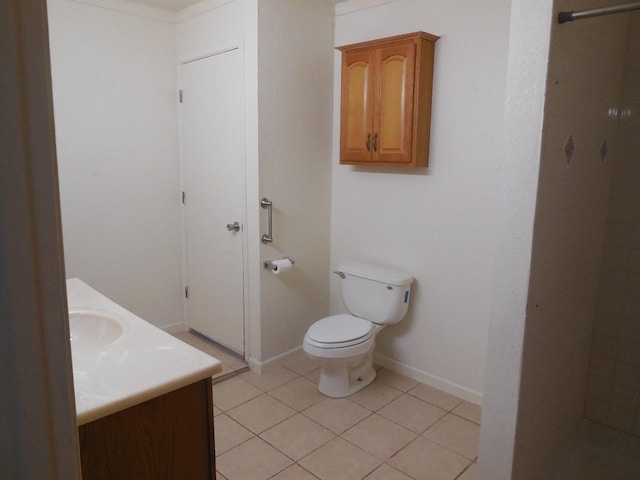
left=264, top=257, right=295, bottom=271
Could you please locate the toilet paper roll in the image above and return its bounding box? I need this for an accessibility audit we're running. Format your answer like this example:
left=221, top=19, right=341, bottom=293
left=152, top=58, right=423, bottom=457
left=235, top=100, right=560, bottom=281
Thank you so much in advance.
left=271, top=258, right=293, bottom=275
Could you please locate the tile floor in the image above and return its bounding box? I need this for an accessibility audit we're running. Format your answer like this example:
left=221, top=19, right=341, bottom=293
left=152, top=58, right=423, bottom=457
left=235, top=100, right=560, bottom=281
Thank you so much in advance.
left=175, top=331, right=640, bottom=479
left=210, top=350, right=480, bottom=480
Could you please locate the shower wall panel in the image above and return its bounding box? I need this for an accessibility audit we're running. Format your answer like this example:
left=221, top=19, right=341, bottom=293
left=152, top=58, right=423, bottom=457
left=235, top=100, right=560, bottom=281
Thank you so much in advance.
left=586, top=12, right=640, bottom=438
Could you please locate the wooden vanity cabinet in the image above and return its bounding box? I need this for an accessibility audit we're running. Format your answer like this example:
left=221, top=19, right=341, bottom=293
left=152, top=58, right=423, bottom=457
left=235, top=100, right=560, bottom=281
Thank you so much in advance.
left=338, top=31, right=439, bottom=168
left=78, top=378, right=215, bottom=480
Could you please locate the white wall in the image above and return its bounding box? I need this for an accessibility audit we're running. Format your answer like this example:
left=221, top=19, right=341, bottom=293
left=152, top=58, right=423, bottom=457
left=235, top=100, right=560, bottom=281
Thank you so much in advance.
left=258, top=0, right=334, bottom=361
left=48, top=0, right=183, bottom=328
left=331, top=0, right=511, bottom=402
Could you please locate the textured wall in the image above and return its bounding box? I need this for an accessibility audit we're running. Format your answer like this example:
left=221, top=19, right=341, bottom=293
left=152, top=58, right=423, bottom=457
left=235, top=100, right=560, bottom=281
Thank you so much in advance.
left=258, top=0, right=334, bottom=361
left=479, top=0, right=554, bottom=476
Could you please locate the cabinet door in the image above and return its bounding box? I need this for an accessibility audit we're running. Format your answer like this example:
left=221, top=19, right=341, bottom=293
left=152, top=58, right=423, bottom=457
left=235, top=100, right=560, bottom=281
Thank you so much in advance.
left=374, top=43, right=416, bottom=163
left=340, top=50, right=374, bottom=162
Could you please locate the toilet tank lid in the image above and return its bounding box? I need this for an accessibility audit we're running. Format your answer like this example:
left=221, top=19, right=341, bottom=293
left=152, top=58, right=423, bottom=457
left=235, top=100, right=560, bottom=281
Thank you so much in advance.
left=339, top=262, right=413, bottom=286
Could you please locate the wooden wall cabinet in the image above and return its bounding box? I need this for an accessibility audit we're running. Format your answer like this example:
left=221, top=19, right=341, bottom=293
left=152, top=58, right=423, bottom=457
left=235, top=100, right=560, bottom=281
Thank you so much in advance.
left=338, top=31, right=439, bottom=168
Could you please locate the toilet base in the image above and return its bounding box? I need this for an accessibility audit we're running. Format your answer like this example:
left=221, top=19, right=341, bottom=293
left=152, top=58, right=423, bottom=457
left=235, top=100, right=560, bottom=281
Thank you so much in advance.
left=316, top=351, right=376, bottom=398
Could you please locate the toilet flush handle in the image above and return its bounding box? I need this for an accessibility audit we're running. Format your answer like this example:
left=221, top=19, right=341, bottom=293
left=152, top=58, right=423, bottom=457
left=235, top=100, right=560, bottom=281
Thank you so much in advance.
left=333, top=271, right=346, bottom=279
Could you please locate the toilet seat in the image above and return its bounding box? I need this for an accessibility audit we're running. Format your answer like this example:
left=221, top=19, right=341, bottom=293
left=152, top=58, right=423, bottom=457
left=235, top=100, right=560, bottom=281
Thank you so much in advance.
left=305, top=314, right=374, bottom=349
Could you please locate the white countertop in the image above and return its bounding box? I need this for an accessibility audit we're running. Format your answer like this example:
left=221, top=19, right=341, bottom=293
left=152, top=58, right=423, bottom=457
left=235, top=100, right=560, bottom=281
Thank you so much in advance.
left=67, top=278, right=222, bottom=426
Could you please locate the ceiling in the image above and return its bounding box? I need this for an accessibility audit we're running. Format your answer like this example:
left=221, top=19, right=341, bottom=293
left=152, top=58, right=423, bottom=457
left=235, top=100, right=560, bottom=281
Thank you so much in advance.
left=127, top=0, right=203, bottom=11
left=128, top=0, right=346, bottom=13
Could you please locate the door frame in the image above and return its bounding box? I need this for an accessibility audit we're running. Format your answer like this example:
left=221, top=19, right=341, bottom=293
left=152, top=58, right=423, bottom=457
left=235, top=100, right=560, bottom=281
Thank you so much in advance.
left=177, top=38, right=251, bottom=360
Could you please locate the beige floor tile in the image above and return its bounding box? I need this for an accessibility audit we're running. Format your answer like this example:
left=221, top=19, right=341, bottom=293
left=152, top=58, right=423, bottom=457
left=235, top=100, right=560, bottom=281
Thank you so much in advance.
left=457, top=462, right=477, bottom=480
left=212, top=369, right=481, bottom=479
left=378, top=393, right=447, bottom=434
left=408, top=384, right=463, bottom=411
left=240, top=366, right=299, bottom=392
left=364, top=463, right=413, bottom=480
left=216, top=472, right=228, bottom=480
left=216, top=437, right=292, bottom=480
left=375, top=368, right=419, bottom=392
left=226, top=394, right=295, bottom=434
left=213, top=376, right=262, bottom=411
left=387, top=437, right=471, bottom=480
left=298, top=437, right=381, bottom=480
left=342, top=414, right=416, bottom=460
left=452, top=401, right=482, bottom=425
left=423, top=414, right=480, bottom=460
left=261, top=414, right=334, bottom=461
left=350, top=380, right=403, bottom=411
left=282, top=350, right=321, bottom=375
left=302, top=397, right=371, bottom=434
left=304, top=367, right=321, bottom=384
left=269, top=377, right=326, bottom=411
left=269, top=464, right=319, bottom=479
left=214, top=414, right=254, bottom=455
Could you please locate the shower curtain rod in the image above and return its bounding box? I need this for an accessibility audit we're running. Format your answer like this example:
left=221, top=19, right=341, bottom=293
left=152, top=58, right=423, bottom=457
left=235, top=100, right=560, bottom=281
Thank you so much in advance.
left=558, top=1, right=640, bottom=23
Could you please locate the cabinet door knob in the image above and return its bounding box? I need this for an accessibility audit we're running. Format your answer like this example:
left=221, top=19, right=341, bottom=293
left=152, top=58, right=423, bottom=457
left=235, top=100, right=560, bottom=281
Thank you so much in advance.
left=366, top=133, right=371, bottom=152
left=372, top=132, right=378, bottom=152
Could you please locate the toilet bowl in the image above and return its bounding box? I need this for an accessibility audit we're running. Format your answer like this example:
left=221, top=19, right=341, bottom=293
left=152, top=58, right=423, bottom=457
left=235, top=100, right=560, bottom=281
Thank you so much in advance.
left=303, top=262, right=413, bottom=398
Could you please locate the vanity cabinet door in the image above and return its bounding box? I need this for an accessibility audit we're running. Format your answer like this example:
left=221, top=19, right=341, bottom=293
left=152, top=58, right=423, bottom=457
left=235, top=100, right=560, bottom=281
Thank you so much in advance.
left=78, top=379, right=215, bottom=480
left=338, top=32, right=438, bottom=168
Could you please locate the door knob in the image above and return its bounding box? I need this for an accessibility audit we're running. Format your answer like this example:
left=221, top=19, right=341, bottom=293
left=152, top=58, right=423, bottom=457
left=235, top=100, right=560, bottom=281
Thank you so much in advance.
left=226, top=221, right=240, bottom=232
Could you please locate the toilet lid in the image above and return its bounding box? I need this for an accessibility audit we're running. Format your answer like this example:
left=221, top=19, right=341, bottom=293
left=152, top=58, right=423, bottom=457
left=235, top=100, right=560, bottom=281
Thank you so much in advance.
left=307, top=314, right=373, bottom=344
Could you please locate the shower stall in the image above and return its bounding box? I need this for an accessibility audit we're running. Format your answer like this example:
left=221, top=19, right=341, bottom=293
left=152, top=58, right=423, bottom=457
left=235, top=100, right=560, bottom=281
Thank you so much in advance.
left=584, top=8, right=640, bottom=441
left=510, top=2, right=640, bottom=478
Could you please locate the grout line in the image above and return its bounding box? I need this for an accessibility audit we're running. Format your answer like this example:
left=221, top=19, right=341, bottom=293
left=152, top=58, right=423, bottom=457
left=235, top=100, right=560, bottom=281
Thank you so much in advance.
left=454, top=459, right=477, bottom=479
left=257, top=414, right=337, bottom=465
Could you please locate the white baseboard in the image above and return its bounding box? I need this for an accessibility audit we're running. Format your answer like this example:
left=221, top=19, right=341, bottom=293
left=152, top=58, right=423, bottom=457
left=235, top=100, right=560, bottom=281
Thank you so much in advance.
left=247, top=344, right=483, bottom=406
left=161, top=322, right=187, bottom=335
left=248, top=346, right=303, bottom=375
left=373, top=352, right=483, bottom=406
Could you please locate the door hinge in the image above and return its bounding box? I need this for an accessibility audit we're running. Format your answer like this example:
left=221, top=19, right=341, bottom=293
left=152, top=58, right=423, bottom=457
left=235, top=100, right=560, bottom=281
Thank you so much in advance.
left=181, top=191, right=186, bottom=204
left=184, top=286, right=189, bottom=299
left=179, top=89, right=183, bottom=103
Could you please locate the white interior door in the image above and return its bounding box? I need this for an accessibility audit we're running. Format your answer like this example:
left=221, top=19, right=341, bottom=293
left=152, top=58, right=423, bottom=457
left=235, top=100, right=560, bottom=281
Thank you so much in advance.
left=180, top=48, right=245, bottom=355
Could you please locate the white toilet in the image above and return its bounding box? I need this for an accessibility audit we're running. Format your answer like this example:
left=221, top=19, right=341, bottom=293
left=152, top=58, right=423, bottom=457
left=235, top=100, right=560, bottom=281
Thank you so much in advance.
left=303, top=262, right=413, bottom=398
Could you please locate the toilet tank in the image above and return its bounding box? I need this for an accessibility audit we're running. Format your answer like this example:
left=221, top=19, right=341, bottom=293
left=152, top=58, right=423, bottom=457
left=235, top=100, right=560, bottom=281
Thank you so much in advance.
left=339, top=262, right=413, bottom=325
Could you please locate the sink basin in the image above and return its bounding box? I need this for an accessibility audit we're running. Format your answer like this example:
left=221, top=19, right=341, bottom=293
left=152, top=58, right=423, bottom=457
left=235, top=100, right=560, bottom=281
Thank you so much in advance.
left=69, top=309, right=125, bottom=351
